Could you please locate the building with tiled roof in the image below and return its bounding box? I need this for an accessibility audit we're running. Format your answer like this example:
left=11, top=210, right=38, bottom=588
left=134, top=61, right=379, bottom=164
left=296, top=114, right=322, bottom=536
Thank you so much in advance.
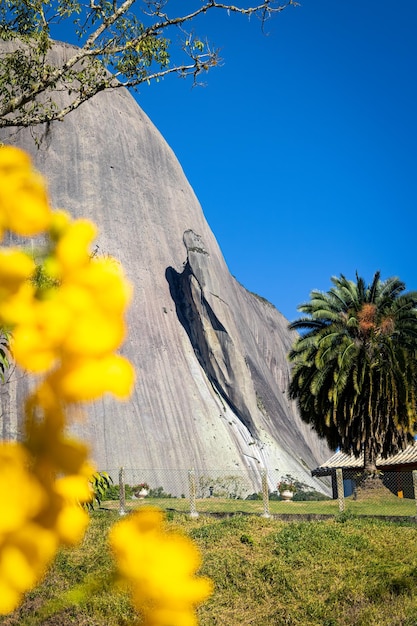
left=312, top=444, right=417, bottom=499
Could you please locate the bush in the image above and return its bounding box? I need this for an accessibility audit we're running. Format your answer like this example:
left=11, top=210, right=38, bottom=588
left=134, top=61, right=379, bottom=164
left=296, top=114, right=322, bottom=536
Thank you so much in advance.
left=293, top=490, right=331, bottom=502
left=85, top=472, right=113, bottom=510
left=148, top=486, right=172, bottom=498
left=104, top=484, right=173, bottom=500
left=103, top=484, right=135, bottom=500
left=246, top=493, right=262, bottom=500
left=269, top=491, right=281, bottom=501
left=104, top=485, right=120, bottom=500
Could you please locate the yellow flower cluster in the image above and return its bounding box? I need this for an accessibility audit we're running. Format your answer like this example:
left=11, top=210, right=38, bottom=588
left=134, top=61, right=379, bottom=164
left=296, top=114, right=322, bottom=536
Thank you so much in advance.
left=0, top=145, right=212, bottom=626
left=0, top=146, right=135, bottom=613
left=0, top=441, right=91, bottom=614
left=0, top=146, right=51, bottom=239
left=110, top=507, right=213, bottom=626
left=0, top=148, right=134, bottom=399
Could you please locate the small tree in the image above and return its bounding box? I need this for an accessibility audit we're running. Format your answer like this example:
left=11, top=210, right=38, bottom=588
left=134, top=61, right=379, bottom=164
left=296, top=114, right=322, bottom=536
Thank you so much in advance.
left=0, top=0, right=295, bottom=128
left=85, top=471, right=113, bottom=510
left=288, top=272, right=417, bottom=482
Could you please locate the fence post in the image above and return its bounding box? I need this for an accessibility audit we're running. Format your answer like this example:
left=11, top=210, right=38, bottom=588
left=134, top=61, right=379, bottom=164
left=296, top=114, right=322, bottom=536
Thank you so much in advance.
left=412, top=470, right=417, bottom=517
left=260, top=468, right=271, bottom=518
left=119, top=466, right=126, bottom=516
left=336, top=468, right=345, bottom=513
left=188, top=469, right=199, bottom=518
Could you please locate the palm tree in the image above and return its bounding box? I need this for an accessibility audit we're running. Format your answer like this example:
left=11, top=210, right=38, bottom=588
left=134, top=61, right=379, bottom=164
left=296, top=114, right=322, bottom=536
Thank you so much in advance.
left=288, top=272, right=417, bottom=476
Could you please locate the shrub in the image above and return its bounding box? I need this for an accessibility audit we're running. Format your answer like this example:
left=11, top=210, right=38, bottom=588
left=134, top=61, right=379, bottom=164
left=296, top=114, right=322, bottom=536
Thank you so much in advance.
left=148, top=486, right=172, bottom=498
left=103, top=483, right=136, bottom=500
left=85, top=471, right=113, bottom=510
left=103, top=484, right=120, bottom=500
left=293, top=490, right=331, bottom=502
left=246, top=492, right=262, bottom=500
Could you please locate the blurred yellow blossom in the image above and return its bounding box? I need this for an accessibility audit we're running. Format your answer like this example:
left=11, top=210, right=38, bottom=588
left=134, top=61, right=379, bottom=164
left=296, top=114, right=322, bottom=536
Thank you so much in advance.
left=77, top=258, right=133, bottom=315
left=5, top=210, right=133, bottom=383
left=0, top=144, right=211, bottom=626
left=0, top=441, right=91, bottom=613
left=0, top=146, right=51, bottom=239
left=0, top=444, right=46, bottom=535
left=0, top=522, right=57, bottom=614
left=54, top=217, right=97, bottom=274
left=110, top=508, right=213, bottom=626
left=0, top=249, right=35, bottom=296
left=46, top=353, right=134, bottom=402
left=54, top=502, right=90, bottom=546
left=0, top=145, right=136, bottom=615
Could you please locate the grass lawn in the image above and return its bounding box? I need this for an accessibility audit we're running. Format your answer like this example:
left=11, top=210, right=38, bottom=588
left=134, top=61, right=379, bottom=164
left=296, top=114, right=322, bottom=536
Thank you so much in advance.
left=106, top=493, right=417, bottom=518
left=3, top=502, right=417, bottom=626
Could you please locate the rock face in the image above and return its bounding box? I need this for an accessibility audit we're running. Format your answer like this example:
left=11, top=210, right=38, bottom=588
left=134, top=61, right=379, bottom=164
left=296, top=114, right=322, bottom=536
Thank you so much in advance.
left=0, top=41, right=330, bottom=491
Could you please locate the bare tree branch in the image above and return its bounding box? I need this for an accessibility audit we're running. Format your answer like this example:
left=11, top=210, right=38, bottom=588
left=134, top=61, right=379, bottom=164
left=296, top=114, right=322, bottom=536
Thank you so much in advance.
left=0, top=0, right=296, bottom=127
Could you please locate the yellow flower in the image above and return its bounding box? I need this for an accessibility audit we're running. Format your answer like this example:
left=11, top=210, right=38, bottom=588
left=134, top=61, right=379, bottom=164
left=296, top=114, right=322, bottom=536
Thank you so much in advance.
left=55, top=474, right=93, bottom=503
left=47, top=354, right=135, bottom=402
left=0, top=444, right=46, bottom=536
left=0, top=250, right=36, bottom=330
left=62, top=308, right=126, bottom=357
left=0, top=443, right=68, bottom=615
left=0, top=249, right=35, bottom=295
left=75, top=258, right=133, bottom=316
left=0, top=282, right=35, bottom=327
left=110, top=508, right=213, bottom=626
left=25, top=417, right=91, bottom=477
left=0, top=579, right=21, bottom=615
left=0, top=146, right=137, bottom=616
left=48, top=209, right=71, bottom=241
left=54, top=502, right=90, bottom=546
left=54, top=218, right=97, bottom=274
left=0, top=524, right=57, bottom=615
left=0, top=146, right=51, bottom=239
left=12, top=323, right=58, bottom=372
left=10, top=262, right=130, bottom=370
left=12, top=295, right=73, bottom=372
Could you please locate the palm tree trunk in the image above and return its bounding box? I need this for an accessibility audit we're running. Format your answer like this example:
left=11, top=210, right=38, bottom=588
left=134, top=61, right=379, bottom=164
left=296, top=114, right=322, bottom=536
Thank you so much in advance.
left=363, top=442, right=377, bottom=475
left=354, top=437, right=388, bottom=499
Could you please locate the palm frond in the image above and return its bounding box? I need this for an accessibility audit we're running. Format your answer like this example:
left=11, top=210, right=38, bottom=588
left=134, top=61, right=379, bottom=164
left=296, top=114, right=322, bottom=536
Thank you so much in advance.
left=288, top=270, right=417, bottom=467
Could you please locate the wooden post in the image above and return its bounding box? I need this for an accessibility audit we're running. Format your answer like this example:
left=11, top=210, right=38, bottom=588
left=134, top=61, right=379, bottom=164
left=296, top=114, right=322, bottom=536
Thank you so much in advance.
left=119, top=466, right=126, bottom=516
left=336, top=468, right=345, bottom=513
left=188, top=469, right=199, bottom=518
left=260, top=468, right=271, bottom=518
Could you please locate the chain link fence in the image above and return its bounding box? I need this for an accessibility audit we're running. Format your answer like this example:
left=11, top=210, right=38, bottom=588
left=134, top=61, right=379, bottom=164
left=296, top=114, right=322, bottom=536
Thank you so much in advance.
left=96, top=466, right=417, bottom=520
left=336, top=467, right=417, bottom=500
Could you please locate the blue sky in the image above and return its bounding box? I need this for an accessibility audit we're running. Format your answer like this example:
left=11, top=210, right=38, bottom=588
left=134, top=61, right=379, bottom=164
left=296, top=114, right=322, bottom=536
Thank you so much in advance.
left=136, top=0, right=417, bottom=321
left=58, top=1, right=417, bottom=322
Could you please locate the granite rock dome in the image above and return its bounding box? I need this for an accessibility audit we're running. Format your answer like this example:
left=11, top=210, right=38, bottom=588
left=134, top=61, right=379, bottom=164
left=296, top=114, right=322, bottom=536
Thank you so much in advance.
left=0, top=41, right=330, bottom=491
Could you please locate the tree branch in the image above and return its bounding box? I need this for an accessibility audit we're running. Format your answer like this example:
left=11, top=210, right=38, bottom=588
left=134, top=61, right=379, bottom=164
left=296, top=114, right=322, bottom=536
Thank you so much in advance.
left=0, top=0, right=296, bottom=127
